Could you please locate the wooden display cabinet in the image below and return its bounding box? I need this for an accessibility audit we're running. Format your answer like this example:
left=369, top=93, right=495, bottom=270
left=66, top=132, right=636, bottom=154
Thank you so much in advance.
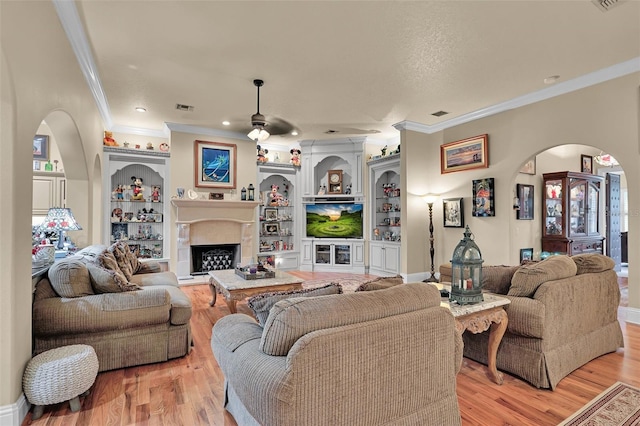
left=542, top=171, right=604, bottom=255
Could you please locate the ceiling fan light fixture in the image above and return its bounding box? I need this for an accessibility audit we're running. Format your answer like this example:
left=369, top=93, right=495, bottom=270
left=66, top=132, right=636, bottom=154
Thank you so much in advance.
left=248, top=127, right=270, bottom=142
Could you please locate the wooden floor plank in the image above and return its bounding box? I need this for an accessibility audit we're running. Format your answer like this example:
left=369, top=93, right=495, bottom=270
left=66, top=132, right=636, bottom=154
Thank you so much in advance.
left=22, top=273, right=638, bottom=426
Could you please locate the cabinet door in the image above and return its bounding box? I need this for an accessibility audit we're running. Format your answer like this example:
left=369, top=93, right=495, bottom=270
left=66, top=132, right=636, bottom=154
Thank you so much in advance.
left=33, top=176, right=56, bottom=215
left=587, top=182, right=600, bottom=235
left=383, top=245, right=400, bottom=274
left=334, top=244, right=351, bottom=265
left=314, top=243, right=331, bottom=264
left=569, top=179, right=587, bottom=236
left=370, top=243, right=385, bottom=269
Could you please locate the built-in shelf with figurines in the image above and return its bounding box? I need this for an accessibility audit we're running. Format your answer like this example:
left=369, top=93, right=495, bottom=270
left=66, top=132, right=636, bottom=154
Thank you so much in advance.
left=103, top=147, right=171, bottom=260
left=368, top=153, right=401, bottom=276
left=257, top=162, right=300, bottom=270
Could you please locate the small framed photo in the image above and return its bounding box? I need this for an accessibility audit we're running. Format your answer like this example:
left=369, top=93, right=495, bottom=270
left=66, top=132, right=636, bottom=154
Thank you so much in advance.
left=33, top=160, right=41, bottom=171
left=262, top=222, right=280, bottom=236
left=443, top=198, right=464, bottom=228
left=258, top=254, right=275, bottom=269
left=33, top=135, right=49, bottom=160
left=516, top=184, right=534, bottom=220
left=264, top=208, right=278, bottom=221
left=472, top=178, right=495, bottom=217
left=519, top=158, right=536, bottom=175
left=520, top=248, right=534, bottom=263
left=581, top=154, right=593, bottom=174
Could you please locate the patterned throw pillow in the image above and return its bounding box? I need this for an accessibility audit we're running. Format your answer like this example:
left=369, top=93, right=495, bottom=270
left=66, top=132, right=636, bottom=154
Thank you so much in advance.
left=355, top=275, right=404, bottom=292
left=86, top=261, right=140, bottom=293
left=247, top=283, right=343, bottom=326
left=97, top=250, right=138, bottom=292
left=108, top=242, right=134, bottom=281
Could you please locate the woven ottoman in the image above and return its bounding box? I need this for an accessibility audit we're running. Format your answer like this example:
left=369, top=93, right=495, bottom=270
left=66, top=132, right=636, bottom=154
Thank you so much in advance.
left=23, top=344, right=99, bottom=420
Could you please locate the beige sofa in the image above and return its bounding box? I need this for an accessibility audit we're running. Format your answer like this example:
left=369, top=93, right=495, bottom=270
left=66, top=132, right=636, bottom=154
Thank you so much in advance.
left=33, top=243, right=192, bottom=372
left=212, top=283, right=463, bottom=426
left=440, top=253, right=624, bottom=389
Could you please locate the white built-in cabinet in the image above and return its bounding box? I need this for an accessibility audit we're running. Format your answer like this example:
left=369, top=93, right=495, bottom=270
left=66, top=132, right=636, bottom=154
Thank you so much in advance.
left=368, top=154, right=401, bottom=275
left=257, top=162, right=300, bottom=270
left=33, top=171, right=66, bottom=215
left=103, top=147, right=171, bottom=260
left=298, top=137, right=366, bottom=273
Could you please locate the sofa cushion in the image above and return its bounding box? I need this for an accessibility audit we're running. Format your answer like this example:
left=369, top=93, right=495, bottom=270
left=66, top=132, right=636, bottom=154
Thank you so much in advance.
left=86, top=261, right=140, bottom=293
left=481, top=266, right=520, bottom=294
left=260, top=283, right=441, bottom=356
left=47, top=256, right=94, bottom=298
left=248, top=283, right=343, bottom=326
left=572, top=253, right=615, bottom=275
left=355, top=275, right=404, bottom=292
left=508, top=255, right=577, bottom=297
left=129, top=271, right=179, bottom=287
left=142, top=285, right=192, bottom=325
left=97, top=250, right=137, bottom=291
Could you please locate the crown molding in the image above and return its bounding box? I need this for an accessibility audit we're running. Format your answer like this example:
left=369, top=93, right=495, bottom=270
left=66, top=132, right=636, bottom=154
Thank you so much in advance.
left=111, top=124, right=170, bottom=139
left=164, top=122, right=251, bottom=141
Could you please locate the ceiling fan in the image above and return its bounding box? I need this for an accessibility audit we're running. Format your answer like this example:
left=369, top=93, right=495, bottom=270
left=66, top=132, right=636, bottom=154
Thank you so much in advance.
left=247, top=79, right=296, bottom=142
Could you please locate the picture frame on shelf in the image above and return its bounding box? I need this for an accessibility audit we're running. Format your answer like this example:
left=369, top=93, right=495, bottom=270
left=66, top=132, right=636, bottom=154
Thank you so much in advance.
left=581, top=154, right=593, bottom=174
left=520, top=248, right=534, bottom=263
left=257, top=254, right=275, bottom=269
left=33, top=135, right=49, bottom=160
left=262, top=222, right=280, bottom=236
left=516, top=184, right=534, bottom=220
left=194, top=140, right=237, bottom=189
left=519, top=158, right=536, bottom=175
left=33, top=160, right=41, bottom=171
left=472, top=178, right=495, bottom=217
left=264, top=208, right=278, bottom=221
left=443, top=197, right=464, bottom=228
left=440, top=134, right=489, bottom=174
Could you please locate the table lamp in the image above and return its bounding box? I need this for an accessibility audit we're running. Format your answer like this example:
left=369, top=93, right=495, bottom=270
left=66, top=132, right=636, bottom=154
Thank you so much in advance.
left=38, top=207, right=82, bottom=250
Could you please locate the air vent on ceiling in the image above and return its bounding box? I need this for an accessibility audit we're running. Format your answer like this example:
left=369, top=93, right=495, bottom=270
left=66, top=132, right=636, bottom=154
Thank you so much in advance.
left=431, top=110, right=449, bottom=117
left=175, top=103, right=194, bottom=112
left=592, top=0, right=626, bottom=11
left=324, top=129, right=339, bottom=134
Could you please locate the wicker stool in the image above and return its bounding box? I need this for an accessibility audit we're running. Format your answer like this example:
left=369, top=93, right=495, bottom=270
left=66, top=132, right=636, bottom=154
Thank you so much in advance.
left=23, top=344, right=99, bottom=420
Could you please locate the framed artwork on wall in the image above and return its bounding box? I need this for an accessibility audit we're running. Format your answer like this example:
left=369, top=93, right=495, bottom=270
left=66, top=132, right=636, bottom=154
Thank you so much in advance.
left=194, top=140, right=237, bottom=189
left=472, top=178, right=495, bottom=217
left=519, top=158, right=536, bottom=175
left=443, top=198, right=464, bottom=228
left=516, top=184, right=534, bottom=220
left=581, top=154, right=593, bottom=174
left=440, top=134, right=489, bottom=174
left=33, top=135, right=49, bottom=160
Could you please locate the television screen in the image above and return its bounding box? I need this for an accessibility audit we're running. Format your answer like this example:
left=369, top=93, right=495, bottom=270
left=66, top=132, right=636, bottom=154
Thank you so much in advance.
left=306, top=203, right=363, bottom=238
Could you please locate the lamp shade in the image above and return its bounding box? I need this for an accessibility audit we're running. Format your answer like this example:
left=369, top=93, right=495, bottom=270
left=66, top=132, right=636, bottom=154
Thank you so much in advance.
left=248, top=128, right=270, bottom=142
left=38, top=207, right=82, bottom=250
left=423, top=194, right=438, bottom=205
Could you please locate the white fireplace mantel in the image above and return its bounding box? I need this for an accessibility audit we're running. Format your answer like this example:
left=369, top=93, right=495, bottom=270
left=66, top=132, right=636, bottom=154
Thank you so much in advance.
left=170, top=198, right=260, bottom=209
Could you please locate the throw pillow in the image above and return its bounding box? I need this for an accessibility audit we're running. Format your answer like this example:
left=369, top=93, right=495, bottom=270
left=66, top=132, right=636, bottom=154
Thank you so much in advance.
left=47, top=256, right=94, bottom=298
left=86, top=261, right=140, bottom=293
left=108, top=241, right=134, bottom=281
left=572, top=253, right=615, bottom=275
left=247, top=283, right=343, bottom=326
left=97, top=250, right=136, bottom=291
left=508, top=255, right=577, bottom=297
left=481, top=266, right=520, bottom=295
left=355, top=275, right=404, bottom=292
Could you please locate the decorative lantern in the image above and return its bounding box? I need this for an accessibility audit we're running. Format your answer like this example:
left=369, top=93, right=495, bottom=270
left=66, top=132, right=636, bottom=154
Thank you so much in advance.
left=450, top=225, right=484, bottom=305
left=241, top=187, right=247, bottom=201
left=248, top=184, right=255, bottom=201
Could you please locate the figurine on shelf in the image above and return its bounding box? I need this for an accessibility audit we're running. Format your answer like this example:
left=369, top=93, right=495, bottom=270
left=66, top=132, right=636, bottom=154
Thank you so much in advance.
left=290, top=148, right=301, bottom=167
left=151, top=186, right=160, bottom=202
left=344, top=184, right=352, bottom=195
left=381, top=145, right=388, bottom=156
left=130, top=176, right=145, bottom=201
left=257, top=145, right=269, bottom=163
left=103, top=130, right=119, bottom=147
left=269, top=184, right=283, bottom=206
left=146, top=142, right=154, bottom=150
left=318, top=185, right=326, bottom=195
left=112, top=184, right=125, bottom=200
left=159, top=142, right=170, bottom=152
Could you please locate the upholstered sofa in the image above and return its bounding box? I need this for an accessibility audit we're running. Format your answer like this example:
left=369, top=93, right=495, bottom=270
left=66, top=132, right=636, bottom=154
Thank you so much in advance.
left=439, top=253, right=624, bottom=389
left=212, top=283, right=463, bottom=425
left=32, top=243, right=192, bottom=372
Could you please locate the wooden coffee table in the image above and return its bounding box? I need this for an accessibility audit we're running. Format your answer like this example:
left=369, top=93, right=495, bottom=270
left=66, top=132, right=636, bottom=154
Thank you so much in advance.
left=208, top=269, right=303, bottom=314
left=439, top=285, right=510, bottom=385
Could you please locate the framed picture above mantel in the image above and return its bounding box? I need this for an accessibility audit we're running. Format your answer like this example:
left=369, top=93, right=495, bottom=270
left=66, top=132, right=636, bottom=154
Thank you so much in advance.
left=194, top=140, right=237, bottom=189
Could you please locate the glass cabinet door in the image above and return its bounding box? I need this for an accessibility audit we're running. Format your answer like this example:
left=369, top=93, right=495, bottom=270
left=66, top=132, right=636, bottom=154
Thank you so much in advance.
left=315, top=244, right=331, bottom=264
left=587, top=183, right=600, bottom=234
left=544, top=179, right=563, bottom=236
left=569, top=179, right=587, bottom=236
left=334, top=244, right=351, bottom=265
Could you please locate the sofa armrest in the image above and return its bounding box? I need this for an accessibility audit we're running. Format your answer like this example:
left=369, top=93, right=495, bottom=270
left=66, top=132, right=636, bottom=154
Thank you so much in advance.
left=532, top=270, right=620, bottom=348
left=33, top=287, right=171, bottom=336
left=503, top=296, right=545, bottom=338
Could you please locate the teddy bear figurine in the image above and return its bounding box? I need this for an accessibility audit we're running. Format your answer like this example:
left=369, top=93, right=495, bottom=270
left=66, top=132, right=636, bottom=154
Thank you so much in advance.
left=257, top=145, right=269, bottom=163
left=103, top=130, right=119, bottom=147
left=290, top=148, right=301, bottom=167
left=130, top=176, right=145, bottom=201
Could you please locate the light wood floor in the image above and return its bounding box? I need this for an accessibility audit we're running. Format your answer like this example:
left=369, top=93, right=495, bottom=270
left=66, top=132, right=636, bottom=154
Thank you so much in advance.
left=22, top=272, right=638, bottom=426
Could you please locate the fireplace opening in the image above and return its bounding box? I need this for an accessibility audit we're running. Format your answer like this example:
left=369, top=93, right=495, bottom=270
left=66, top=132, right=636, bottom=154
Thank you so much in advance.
left=191, top=244, right=241, bottom=275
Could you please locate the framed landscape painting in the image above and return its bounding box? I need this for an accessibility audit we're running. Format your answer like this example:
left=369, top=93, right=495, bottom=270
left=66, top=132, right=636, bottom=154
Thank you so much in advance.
left=441, top=134, right=489, bottom=174
left=194, top=140, right=237, bottom=189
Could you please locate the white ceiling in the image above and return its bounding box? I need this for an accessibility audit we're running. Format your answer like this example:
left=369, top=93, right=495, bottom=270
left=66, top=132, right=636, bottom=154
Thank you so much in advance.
left=62, top=1, right=640, bottom=145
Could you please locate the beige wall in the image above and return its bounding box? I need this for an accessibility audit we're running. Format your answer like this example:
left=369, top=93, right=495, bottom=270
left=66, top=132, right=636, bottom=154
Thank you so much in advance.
left=402, top=73, right=639, bottom=311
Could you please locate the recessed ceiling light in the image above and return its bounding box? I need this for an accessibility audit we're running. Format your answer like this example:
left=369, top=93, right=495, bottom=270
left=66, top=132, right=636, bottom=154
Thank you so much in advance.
left=135, top=107, right=147, bottom=112
left=222, top=121, right=230, bottom=126
left=544, top=75, right=560, bottom=84
left=291, top=130, right=298, bottom=136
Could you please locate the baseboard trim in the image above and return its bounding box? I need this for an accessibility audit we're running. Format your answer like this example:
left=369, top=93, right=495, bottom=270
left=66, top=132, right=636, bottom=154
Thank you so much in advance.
left=625, top=307, right=640, bottom=325
left=0, top=393, right=29, bottom=426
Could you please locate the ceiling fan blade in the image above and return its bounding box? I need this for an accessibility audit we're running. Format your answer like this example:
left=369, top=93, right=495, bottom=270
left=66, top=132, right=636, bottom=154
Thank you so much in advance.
left=263, top=116, right=295, bottom=136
